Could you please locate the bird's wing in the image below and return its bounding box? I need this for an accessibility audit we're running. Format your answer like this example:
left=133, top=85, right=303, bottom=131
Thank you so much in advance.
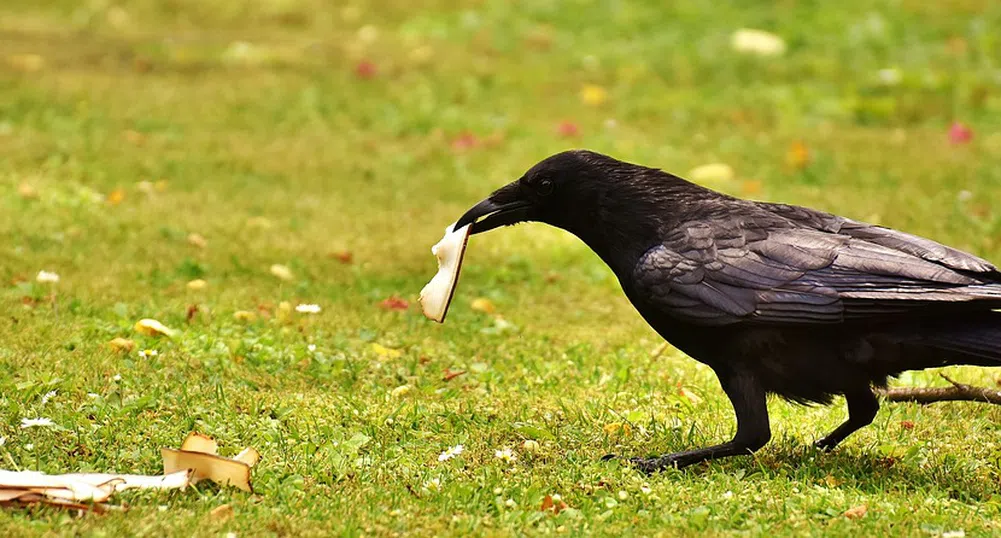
left=633, top=209, right=1001, bottom=326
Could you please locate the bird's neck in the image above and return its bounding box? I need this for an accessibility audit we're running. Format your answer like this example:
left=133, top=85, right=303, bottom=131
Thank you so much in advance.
left=560, top=172, right=725, bottom=277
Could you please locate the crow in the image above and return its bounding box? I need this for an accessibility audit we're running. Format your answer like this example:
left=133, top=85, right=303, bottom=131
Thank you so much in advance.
left=453, top=149, right=1001, bottom=473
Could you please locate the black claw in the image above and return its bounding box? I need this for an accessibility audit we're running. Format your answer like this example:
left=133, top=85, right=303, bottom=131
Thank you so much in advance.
left=814, top=438, right=838, bottom=452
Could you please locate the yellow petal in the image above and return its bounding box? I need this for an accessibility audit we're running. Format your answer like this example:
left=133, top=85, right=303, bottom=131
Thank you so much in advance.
left=580, top=84, right=608, bottom=107
left=470, top=297, right=496, bottom=314
left=370, top=343, right=402, bottom=359
left=186, top=279, right=207, bottom=290
left=106, top=189, right=126, bottom=205
left=688, top=163, right=735, bottom=184
left=134, top=319, right=176, bottom=337
left=786, top=141, right=810, bottom=169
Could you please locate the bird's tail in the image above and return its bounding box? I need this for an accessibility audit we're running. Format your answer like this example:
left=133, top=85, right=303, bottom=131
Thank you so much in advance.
left=919, top=312, right=1001, bottom=365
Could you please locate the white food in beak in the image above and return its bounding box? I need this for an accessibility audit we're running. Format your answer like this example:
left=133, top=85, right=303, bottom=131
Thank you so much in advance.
left=419, top=222, right=472, bottom=322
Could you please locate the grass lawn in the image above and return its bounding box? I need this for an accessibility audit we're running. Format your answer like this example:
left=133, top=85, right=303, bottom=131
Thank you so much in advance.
left=3, top=0, right=1001, bottom=535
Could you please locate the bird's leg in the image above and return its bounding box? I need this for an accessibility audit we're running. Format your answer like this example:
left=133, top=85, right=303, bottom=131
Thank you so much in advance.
left=814, top=387, right=879, bottom=451
left=630, top=368, right=771, bottom=473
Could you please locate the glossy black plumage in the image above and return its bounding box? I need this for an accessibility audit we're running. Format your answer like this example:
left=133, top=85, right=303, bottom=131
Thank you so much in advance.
left=454, top=150, right=1001, bottom=472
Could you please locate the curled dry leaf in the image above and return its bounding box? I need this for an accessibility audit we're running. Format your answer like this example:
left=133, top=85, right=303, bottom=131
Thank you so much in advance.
left=161, top=432, right=260, bottom=493
left=108, top=337, right=136, bottom=353
left=187, top=233, right=207, bottom=248
left=0, top=469, right=191, bottom=504
left=844, top=504, right=868, bottom=519
left=134, top=318, right=176, bottom=337
left=379, top=296, right=410, bottom=311
left=419, top=223, right=471, bottom=323
left=540, top=494, right=568, bottom=515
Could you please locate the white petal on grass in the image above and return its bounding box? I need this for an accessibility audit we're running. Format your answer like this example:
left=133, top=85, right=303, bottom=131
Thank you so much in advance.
left=731, top=29, right=786, bottom=56
left=295, top=304, right=322, bottom=314
left=40, top=390, right=57, bottom=405
left=0, top=436, right=6, bottom=447
left=438, top=444, right=464, bottom=462
left=270, top=264, right=293, bottom=281
left=21, top=417, right=55, bottom=429
left=36, top=270, right=60, bottom=284
left=494, top=448, right=517, bottom=463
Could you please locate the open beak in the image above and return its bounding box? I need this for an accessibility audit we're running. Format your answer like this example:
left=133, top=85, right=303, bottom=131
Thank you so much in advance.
left=454, top=183, right=531, bottom=235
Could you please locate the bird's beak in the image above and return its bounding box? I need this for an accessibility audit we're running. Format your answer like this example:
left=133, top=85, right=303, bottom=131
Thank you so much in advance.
left=454, top=183, right=531, bottom=235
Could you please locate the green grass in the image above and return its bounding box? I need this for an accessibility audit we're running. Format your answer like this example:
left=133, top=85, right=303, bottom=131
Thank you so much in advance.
left=2, top=0, right=1001, bottom=535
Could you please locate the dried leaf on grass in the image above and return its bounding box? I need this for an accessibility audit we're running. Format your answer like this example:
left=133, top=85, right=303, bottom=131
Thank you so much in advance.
left=161, top=432, right=260, bottom=493
left=1, top=432, right=260, bottom=512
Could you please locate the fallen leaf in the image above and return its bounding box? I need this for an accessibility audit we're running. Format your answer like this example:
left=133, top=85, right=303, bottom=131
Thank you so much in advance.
left=134, top=318, right=176, bottom=337
left=0, top=469, right=191, bottom=503
left=688, top=163, right=735, bottom=184
left=843, top=504, right=868, bottom=519
left=187, top=233, right=207, bottom=248
left=900, top=420, right=915, bottom=430
left=451, top=132, right=479, bottom=152
left=949, top=122, right=973, bottom=144
left=17, top=183, right=38, bottom=199
left=443, top=369, right=466, bottom=381
left=331, top=250, right=353, bottom=264
left=108, top=338, right=136, bottom=354
left=823, top=474, right=840, bottom=488
left=556, top=121, right=580, bottom=138
left=379, top=296, right=410, bottom=311
left=370, top=343, right=402, bottom=359
left=270, top=264, right=293, bottom=281
left=540, top=494, right=568, bottom=514
left=123, top=130, right=146, bottom=146
left=391, top=385, right=412, bottom=398
left=187, top=279, right=207, bottom=290
left=355, top=60, right=378, bottom=79
left=186, top=304, right=199, bottom=322
left=603, top=423, right=632, bottom=436
left=210, top=503, right=234, bottom=521
left=580, top=84, right=608, bottom=107
left=786, top=141, right=810, bottom=169
left=162, top=432, right=259, bottom=493
left=470, top=297, right=495, bottom=314
left=731, top=29, right=786, bottom=56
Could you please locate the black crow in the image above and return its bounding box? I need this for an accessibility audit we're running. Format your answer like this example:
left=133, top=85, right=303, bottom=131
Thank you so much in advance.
left=454, top=150, right=1001, bottom=472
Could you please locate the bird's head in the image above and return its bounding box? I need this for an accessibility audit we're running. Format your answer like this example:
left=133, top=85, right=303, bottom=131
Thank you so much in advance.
left=455, top=150, right=634, bottom=236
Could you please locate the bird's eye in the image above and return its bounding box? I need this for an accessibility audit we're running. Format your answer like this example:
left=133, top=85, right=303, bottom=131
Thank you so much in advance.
left=537, top=178, right=554, bottom=196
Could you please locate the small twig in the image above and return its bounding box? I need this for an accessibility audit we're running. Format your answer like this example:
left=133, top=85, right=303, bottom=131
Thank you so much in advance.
left=876, top=374, right=1001, bottom=405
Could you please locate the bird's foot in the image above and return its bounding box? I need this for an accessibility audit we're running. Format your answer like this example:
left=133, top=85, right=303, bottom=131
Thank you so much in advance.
left=813, top=437, right=840, bottom=452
